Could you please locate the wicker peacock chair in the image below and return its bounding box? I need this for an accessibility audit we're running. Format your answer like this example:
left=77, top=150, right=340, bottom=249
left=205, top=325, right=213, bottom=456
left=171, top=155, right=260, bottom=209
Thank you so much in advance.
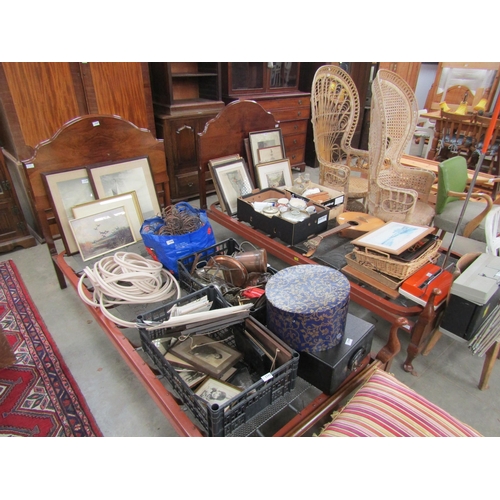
left=311, top=65, right=369, bottom=210
left=368, top=69, right=436, bottom=225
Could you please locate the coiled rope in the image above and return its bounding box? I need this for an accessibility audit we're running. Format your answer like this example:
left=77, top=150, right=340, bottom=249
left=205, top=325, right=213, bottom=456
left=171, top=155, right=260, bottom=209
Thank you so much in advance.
left=77, top=251, right=181, bottom=328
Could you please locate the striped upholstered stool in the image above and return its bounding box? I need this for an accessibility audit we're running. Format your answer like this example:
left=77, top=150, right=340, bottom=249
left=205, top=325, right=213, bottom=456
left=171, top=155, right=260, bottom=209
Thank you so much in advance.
left=318, top=369, right=481, bottom=437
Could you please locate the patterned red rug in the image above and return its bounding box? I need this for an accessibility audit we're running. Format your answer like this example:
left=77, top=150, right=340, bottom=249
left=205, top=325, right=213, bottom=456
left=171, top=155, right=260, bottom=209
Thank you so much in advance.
left=0, top=259, right=102, bottom=436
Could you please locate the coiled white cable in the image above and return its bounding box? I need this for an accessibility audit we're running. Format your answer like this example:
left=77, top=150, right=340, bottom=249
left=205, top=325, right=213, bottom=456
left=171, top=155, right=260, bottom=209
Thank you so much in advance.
left=77, top=251, right=181, bottom=328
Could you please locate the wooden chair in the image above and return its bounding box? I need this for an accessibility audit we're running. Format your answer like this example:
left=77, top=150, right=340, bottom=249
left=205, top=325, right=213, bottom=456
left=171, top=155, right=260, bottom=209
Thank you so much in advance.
left=470, top=115, right=500, bottom=175
left=311, top=65, right=369, bottom=209
left=368, top=69, right=436, bottom=225
left=433, top=156, right=493, bottom=242
left=435, top=110, right=477, bottom=163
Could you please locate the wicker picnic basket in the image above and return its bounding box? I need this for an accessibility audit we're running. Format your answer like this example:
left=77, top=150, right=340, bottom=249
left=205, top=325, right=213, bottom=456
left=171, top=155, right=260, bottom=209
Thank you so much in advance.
left=351, top=238, right=441, bottom=280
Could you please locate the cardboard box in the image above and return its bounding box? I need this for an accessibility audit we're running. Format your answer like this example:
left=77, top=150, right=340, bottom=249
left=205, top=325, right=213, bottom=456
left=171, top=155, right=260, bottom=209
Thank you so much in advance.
left=237, top=188, right=330, bottom=246
left=285, top=182, right=345, bottom=220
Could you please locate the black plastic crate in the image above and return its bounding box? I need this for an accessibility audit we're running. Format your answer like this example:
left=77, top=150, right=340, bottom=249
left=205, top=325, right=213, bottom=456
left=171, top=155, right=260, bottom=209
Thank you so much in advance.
left=177, top=238, right=275, bottom=324
left=137, top=290, right=299, bottom=437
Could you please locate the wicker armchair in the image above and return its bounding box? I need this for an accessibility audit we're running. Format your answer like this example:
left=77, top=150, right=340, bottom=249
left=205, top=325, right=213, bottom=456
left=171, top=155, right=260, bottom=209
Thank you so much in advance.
left=311, top=65, right=369, bottom=209
left=368, top=69, right=436, bottom=225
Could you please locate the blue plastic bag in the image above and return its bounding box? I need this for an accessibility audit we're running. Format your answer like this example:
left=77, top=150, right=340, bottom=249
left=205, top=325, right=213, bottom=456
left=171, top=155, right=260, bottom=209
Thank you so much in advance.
left=140, top=202, right=216, bottom=277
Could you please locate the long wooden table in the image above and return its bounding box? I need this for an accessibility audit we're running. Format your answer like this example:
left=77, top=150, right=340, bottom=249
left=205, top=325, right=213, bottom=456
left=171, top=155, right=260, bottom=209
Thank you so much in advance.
left=207, top=203, right=443, bottom=376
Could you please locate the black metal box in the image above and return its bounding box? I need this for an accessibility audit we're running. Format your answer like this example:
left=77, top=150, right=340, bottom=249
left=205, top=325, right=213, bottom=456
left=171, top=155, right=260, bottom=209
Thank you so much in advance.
left=297, top=313, right=374, bottom=395
left=236, top=188, right=330, bottom=246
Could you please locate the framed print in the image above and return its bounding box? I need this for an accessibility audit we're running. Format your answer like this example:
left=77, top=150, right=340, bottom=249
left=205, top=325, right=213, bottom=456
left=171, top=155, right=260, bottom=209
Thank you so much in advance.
left=249, top=128, right=285, bottom=167
left=210, top=158, right=254, bottom=216
left=69, top=205, right=136, bottom=261
left=256, top=159, right=293, bottom=189
left=87, top=157, right=160, bottom=220
left=72, top=191, right=143, bottom=242
left=42, top=168, right=96, bottom=255
left=195, top=377, right=242, bottom=405
left=169, top=335, right=242, bottom=379
left=351, top=222, right=434, bottom=255
left=258, top=145, right=283, bottom=163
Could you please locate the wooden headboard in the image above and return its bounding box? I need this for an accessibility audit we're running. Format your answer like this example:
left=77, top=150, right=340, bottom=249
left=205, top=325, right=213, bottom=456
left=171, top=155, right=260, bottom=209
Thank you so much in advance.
left=198, top=100, right=279, bottom=209
left=21, top=114, right=170, bottom=288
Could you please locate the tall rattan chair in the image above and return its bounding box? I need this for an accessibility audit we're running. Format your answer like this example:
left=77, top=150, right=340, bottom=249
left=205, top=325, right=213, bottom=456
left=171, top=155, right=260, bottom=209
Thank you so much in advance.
left=368, top=69, right=436, bottom=225
left=311, top=65, right=369, bottom=209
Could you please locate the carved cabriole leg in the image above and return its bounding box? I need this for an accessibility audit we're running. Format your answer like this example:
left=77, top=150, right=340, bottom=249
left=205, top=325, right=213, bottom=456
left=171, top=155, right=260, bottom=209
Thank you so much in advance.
left=376, top=317, right=408, bottom=371
left=403, top=288, right=441, bottom=375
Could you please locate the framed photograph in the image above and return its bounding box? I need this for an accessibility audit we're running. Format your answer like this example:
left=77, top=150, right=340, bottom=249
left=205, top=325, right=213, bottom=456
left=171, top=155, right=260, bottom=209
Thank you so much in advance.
left=210, top=158, right=254, bottom=216
left=87, top=156, right=160, bottom=220
left=175, top=368, right=208, bottom=389
left=69, top=205, right=137, bottom=261
left=72, top=191, right=143, bottom=242
left=42, top=168, right=96, bottom=255
left=351, top=222, right=434, bottom=255
left=169, top=335, right=242, bottom=379
left=256, top=159, right=293, bottom=189
left=249, top=128, right=285, bottom=167
left=195, top=377, right=242, bottom=405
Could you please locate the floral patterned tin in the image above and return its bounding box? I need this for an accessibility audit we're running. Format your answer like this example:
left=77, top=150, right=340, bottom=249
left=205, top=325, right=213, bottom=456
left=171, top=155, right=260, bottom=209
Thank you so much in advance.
left=266, top=265, right=350, bottom=352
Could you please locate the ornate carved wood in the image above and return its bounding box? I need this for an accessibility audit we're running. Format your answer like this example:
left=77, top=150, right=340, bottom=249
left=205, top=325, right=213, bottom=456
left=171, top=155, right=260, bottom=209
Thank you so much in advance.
left=197, top=100, right=279, bottom=208
left=21, top=114, right=170, bottom=288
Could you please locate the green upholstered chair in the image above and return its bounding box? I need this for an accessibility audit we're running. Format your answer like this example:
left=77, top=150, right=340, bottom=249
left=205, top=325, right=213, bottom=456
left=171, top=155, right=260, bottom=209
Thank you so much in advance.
left=434, top=156, right=493, bottom=242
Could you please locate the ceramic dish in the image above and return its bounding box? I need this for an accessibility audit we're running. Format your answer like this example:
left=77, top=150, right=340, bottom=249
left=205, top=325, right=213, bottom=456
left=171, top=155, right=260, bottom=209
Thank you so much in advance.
left=288, top=198, right=307, bottom=210
left=281, top=209, right=310, bottom=223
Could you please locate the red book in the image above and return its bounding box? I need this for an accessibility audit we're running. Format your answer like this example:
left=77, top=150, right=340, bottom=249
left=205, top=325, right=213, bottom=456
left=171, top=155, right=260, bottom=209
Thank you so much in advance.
left=399, top=263, right=453, bottom=308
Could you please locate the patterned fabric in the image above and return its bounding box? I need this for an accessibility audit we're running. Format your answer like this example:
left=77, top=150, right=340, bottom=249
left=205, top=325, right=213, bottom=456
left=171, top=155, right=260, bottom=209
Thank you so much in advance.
left=0, top=260, right=101, bottom=436
left=319, top=369, right=481, bottom=437
left=266, top=265, right=350, bottom=352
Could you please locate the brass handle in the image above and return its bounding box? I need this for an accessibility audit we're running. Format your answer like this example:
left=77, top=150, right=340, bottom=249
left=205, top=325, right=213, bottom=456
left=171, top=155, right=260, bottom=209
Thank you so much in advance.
left=176, top=125, right=193, bottom=134
left=188, top=182, right=194, bottom=187
left=293, top=139, right=297, bottom=145
left=297, top=111, right=301, bottom=117
left=298, top=99, right=302, bottom=105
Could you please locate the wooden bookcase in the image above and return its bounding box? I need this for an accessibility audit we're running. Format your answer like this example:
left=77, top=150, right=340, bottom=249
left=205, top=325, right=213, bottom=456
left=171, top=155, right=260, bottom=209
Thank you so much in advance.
left=149, top=62, right=225, bottom=202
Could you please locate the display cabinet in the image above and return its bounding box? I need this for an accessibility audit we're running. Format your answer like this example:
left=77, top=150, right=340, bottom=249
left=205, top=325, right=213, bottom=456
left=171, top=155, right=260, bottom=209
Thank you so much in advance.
left=149, top=63, right=225, bottom=201
left=0, top=148, right=36, bottom=252
left=221, top=63, right=310, bottom=171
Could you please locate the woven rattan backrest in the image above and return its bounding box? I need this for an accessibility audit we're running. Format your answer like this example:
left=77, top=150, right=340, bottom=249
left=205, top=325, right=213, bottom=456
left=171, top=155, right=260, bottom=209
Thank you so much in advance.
left=376, top=70, right=418, bottom=169
left=368, top=72, right=387, bottom=183
left=311, top=65, right=360, bottom=164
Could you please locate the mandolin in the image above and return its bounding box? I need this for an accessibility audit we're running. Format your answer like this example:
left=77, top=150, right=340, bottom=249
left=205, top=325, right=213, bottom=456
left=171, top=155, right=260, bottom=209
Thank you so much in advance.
left=336, top=212, right=386, bottom=239
left=303, top=211, right=385, bottom=258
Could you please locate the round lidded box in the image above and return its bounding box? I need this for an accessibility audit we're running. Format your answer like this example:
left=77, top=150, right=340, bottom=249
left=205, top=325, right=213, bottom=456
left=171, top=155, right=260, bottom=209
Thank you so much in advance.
left=265, top=265, right=350, bottom=352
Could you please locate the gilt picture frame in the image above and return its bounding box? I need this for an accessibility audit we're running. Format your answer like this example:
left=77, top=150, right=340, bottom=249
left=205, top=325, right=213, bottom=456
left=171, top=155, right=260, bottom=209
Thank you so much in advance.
left=256, top=158, right=293, bottom=190
left=87, top=156, right=160, bottom=220
left=72, top=191, right=143, bottom=242
left=69, top=205, right=136, bottom=261
left=195, top=377, right=242, bottom=406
